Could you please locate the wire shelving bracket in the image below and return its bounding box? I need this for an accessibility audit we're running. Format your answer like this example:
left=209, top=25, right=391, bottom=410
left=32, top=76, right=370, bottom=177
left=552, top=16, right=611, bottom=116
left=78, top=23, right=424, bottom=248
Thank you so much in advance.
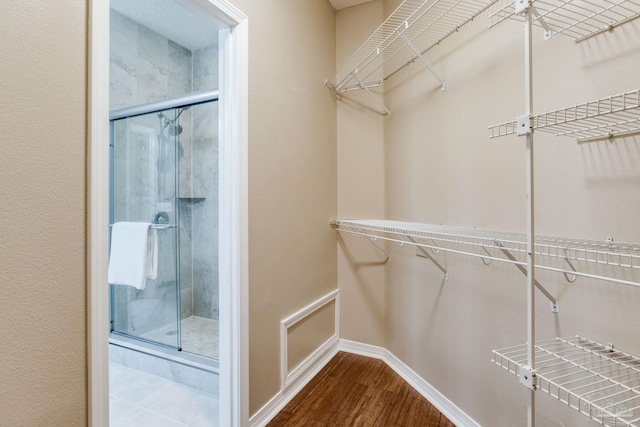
left=493, top=336, right=640, bottom=426
left=489, top=0, right=640, bottom=42
left=326, top=0, right=498, bottom=114
left=489, top=89, right=640, bottom=141
left=407, top=235, right=449, bottom=280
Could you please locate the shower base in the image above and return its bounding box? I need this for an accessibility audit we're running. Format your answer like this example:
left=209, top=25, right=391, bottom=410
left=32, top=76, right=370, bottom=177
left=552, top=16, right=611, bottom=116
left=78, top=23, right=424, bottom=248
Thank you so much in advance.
left=140, top=315, right=219, bottom=360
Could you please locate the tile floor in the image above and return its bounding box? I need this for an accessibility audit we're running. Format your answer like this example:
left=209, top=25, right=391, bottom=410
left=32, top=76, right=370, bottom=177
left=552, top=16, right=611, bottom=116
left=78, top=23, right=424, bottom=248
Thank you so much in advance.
left=109, top=362, right=219, bottom=427
left=140, top=316, right=219, bottom=359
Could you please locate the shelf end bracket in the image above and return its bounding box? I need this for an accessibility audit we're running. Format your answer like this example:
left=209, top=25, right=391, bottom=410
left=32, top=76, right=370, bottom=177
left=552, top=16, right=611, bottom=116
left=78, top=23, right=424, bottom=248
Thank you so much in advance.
left=517, top=114, right=533, bottom=136
left=515, top=0, right=553, bottom=39
left=519, top=365, right=537, bottom=390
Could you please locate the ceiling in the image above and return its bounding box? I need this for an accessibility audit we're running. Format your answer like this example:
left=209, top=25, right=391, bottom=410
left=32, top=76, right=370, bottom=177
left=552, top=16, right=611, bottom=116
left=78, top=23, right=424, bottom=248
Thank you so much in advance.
left=329, top=0, right=376, bottom=10
left=110, top=0, right=225, bottom=51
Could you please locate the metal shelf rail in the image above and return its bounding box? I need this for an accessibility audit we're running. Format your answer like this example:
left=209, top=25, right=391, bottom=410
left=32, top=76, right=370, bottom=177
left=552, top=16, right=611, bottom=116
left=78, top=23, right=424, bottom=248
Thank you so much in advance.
left=493, top=336, right=640, bottom=426
left=489, top=0, right=640, bottom=42
left=489, top=89, right=640, bottom=141
left=332, top=219, right=640, bottom=288
left=326, top=0, right=498, bottom=116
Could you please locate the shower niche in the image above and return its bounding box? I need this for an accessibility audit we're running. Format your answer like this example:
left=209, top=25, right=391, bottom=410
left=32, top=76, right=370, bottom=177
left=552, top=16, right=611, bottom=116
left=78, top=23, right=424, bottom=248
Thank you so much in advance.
left=108, top=2, right=222, bottom=361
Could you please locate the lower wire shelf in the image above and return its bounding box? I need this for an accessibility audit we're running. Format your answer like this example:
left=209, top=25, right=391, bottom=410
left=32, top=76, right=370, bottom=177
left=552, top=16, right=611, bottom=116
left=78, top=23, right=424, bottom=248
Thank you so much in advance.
left=493, top=336, right=640, bottom=426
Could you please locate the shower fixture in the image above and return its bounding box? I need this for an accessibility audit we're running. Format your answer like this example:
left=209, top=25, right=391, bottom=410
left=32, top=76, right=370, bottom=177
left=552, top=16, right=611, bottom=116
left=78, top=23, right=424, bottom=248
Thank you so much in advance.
left=157, top=106, right=189, bottom=136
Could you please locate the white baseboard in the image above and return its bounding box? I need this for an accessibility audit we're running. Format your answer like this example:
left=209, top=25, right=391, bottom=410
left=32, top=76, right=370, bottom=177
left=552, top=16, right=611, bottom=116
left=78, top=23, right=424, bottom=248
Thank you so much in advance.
left=339, top=339, right=481, bottom=427
left=248, top=338, right=339, bottom=427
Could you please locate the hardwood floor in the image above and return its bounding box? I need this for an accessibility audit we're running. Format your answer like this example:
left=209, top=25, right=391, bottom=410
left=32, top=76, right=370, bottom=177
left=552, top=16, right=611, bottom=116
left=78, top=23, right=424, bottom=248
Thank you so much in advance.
left=268, top=352, right=456, bottom=427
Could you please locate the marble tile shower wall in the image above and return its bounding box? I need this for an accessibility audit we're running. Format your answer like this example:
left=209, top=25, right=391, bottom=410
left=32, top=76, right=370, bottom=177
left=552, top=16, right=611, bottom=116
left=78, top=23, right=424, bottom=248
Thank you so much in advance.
left=110, top=10, right=219, bottom=333
left=110, top=10, right=192, bottom=110
left=177, top=47, right=220, bottom=321
left=192, top=46, right=219, bottom=320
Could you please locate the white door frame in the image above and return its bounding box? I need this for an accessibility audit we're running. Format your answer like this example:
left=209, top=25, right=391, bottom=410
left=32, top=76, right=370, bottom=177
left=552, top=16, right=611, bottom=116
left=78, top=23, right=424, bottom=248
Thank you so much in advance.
left=87, top=1, right=248, bottom=426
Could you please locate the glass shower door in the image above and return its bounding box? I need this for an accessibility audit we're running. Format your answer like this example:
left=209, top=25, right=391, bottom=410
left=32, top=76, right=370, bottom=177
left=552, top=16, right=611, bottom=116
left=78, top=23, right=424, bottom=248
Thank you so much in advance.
left=110, top=108, right=181, bottom=349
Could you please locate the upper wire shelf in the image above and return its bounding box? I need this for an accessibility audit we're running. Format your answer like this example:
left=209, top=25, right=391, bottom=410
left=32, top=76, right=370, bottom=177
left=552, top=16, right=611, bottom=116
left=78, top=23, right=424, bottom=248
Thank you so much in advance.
left=327, top=0, right=497, bottom=93
left=489, top=89, right=640, bottom=141
left=333, top=219, right=640, bottom=287
left=489, top=0, right=640, bottom=42
left=493, top=336, right=640, bottom=426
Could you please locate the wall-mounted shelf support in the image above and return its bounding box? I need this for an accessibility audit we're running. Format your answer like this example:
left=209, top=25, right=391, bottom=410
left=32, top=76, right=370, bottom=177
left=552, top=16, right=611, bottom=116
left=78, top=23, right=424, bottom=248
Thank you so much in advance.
left=397, top=31, right=446, bottom=92
left=495, top=242, right=559, bottom=312
left=406, top=235, right=448, bottom=280
left=352, top=71, right=391, bottom=117
left=366, top=236, right=391, bottom=262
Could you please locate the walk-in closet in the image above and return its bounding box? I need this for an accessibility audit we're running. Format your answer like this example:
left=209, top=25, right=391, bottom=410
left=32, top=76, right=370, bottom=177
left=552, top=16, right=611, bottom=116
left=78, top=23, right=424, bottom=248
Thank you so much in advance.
left=329, top=0, right=640, bottom=425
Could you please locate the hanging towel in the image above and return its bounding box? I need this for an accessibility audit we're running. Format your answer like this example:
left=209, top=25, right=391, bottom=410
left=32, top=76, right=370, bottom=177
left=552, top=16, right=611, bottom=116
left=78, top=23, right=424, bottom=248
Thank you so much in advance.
left=108, top=222, right=155, bottom=290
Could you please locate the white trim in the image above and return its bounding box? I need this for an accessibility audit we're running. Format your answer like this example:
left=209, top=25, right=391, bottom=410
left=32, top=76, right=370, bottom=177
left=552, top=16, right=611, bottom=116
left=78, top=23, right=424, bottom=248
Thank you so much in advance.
left=249, top=338, right=340, bottom=427
left=280, top=289, right=340, bottom=390
left=88, top=0, right=110, bottom=425
left=338, top=340, right=481, bottom=427
left=88, top=1, right=249, bottom=426
left=210, top=2, right=249, bottom=426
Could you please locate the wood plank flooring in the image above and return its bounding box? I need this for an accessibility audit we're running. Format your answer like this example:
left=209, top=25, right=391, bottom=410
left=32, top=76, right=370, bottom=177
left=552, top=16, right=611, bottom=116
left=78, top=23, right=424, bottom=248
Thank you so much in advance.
left=268, top=352, right=457, bottom=427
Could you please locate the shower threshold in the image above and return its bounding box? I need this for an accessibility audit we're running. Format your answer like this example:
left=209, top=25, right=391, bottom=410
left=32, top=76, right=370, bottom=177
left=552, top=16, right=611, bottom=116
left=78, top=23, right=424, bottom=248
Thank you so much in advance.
left=109, top=330, right=218, bottom=374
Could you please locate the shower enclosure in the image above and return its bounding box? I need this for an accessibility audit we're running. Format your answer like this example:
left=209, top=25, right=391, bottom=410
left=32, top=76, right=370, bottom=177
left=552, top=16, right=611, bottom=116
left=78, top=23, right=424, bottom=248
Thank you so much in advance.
left=109, top=90, right=219, bottom=360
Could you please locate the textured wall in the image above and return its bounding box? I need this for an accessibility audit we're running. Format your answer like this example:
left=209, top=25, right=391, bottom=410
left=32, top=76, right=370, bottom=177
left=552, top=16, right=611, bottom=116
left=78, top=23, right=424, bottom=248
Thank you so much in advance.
left=337, top=1, right=640, bottom=425
left=0, top=1, right=87, bottom=425
left=227, top=0, right=338, bottom=416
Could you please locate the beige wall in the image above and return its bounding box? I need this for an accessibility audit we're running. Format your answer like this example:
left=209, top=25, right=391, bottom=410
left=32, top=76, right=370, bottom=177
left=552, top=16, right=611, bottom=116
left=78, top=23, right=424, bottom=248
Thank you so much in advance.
left=337, top=1, right=640, bottom=426
left=0, top=1, right=87, bottom=426
left=336, top=0, right=388, bottom=348
left=228, top=0, right=338, bottom=416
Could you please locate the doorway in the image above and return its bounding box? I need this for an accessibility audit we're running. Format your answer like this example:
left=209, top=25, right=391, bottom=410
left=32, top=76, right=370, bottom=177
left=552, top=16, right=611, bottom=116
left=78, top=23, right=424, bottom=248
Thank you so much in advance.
left=88, top=0, right=248, bottom=425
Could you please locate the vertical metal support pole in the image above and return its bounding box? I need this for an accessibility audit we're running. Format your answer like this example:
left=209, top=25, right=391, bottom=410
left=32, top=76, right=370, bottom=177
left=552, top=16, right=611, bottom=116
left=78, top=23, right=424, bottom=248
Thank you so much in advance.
left=524, top=7, right=536, bottom=427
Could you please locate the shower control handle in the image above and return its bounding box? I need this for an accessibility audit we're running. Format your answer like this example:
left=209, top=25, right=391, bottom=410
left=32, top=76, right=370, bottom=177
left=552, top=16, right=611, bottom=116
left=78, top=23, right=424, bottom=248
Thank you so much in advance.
left=152, top=211, right=169, bottom=225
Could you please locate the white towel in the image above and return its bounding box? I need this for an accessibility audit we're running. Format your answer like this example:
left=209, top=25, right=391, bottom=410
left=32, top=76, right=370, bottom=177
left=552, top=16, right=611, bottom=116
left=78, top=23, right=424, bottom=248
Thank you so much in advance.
left=108, top=222, right=155, bottom=290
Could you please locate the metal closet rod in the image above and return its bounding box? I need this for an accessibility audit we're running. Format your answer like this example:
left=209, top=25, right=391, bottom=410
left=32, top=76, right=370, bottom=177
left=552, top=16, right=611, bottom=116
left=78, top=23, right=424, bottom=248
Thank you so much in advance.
left=109, top=88, right=219, bottom=121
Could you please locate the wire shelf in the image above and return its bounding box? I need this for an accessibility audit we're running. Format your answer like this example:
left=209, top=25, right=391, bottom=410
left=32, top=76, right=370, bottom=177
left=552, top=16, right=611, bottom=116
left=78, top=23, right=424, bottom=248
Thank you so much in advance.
left=489, top=0, right=640, bottom=42
left=493, top=336, right=640, bottom=426
left=328, top=0, right=497, bottom=93
left=489, top=89, right=640, bottom=141
left=333, top=219, right=640, bottom=286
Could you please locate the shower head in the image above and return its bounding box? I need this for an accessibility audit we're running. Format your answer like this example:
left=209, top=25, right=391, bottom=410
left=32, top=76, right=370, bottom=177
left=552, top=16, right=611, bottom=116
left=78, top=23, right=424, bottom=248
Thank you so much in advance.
left=157, top=106, right=189, bottom=137
left=166, top=123, right=183, bottom=136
